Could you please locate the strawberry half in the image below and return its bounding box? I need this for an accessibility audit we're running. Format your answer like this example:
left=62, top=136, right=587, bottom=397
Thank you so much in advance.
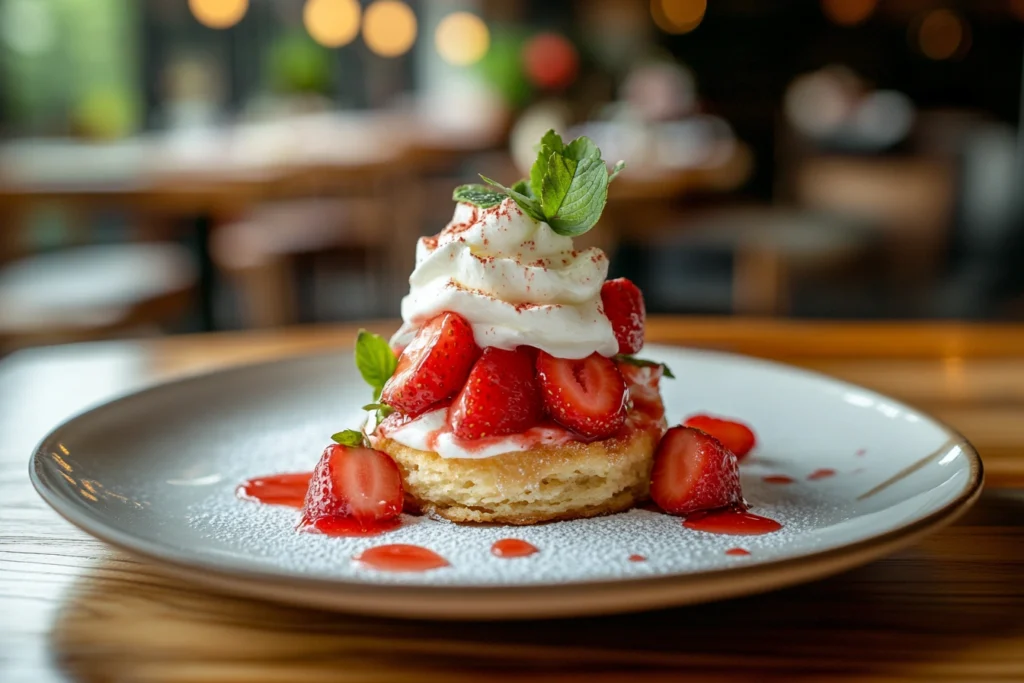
left=301, top=443, right=403, bottom=528
left=682, top=414, right=757, bottom=459
left=536, top=351, right=628, bottom=440
left=601, top=278, right=645, bottom=354
left=650, top=426, right=743, bottom=515
left=450, top=347, right=543, bottom=439
left=381, top=312, right=480, bottom=416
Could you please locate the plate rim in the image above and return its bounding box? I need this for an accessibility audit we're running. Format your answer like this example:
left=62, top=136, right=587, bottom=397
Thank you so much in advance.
left=28, top=346, right=985, bottom=618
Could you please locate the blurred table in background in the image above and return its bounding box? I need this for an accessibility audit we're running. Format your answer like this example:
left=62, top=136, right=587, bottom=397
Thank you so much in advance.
left=3, top=317, right=1024, bottom=681
left=0, top=110, right=504, bottom=333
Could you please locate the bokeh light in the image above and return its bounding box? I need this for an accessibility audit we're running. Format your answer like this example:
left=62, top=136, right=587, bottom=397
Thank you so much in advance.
left=435, top=12, right=490, bottom=67
left=303, top=0, right=361, bottom=48
left=915, top=9, right=968, bottom=61
left=189, top=0, right=249, bottom=29
left=362, top=0, right=417, bottom=58
left=522, top=33, right=579, bottom=91
left=651, top=0, right=707, bottom=35
left=821, top=0, right=877, bottom=26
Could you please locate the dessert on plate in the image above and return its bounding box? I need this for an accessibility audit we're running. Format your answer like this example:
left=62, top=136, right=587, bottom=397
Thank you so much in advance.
left=262, top=131, right=759, bottom=534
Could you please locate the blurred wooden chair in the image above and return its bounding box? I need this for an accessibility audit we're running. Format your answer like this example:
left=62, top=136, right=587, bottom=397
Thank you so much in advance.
left=0, top=242, right=197, bottom=353
left=211, top=198, right=396, bottom=327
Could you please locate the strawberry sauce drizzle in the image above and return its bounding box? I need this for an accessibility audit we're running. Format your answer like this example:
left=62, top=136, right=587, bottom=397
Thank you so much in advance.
left=807, top=468, right=837, bottom=481
left=236, top=472, right=312, bottom=508
left=628, top=554, right=647, bottom=562
left=762, top=475, right=795, bottom=485
left=303, top=517, right=402, bottom=537
left=683, top=506, right=783, bottom=536
left=491, top=539, right=539, bottom=558
left=725, top=548, right=751, bottom=556
left=355, top=544, right=449, bottom=572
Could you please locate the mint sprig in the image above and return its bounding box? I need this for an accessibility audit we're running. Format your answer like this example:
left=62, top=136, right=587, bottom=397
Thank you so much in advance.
left=332, top=429, right=369, bottom=448
left=355, top=330, right=398, bottom=401
left=453, top=130, right=624, bottom=237
left=615, top=354, right=675, bottom=379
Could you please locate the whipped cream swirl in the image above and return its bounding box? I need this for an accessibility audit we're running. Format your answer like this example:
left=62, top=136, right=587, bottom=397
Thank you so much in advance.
left=398, top=199, right=618, bottom=359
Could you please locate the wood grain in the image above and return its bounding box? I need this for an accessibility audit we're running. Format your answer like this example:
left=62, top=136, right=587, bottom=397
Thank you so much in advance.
left=3, top=318, right=1024, bottom=682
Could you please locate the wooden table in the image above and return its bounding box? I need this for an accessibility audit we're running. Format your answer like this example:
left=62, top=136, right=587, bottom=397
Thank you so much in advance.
left=3, top=318, right=1024, bottom=682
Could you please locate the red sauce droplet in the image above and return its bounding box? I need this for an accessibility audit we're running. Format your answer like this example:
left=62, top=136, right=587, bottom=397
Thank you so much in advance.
left=236, top=472, right=312, bottom=508
left=762, top=475, right=795, bottom=484
left=354, top=544, right=449, bottom=572
left=304, top=516, right=402, bottom=537
left=855, top=448, right=866, bottom=456
left=491, top=539, right=539, bottom=558
left=725, top=547, right=751, bottom=556
left=683, top=506, right=783, bottom=536
left=808, top=468, right=837, bottom=481
left=628, top=554, right=647, bottom=562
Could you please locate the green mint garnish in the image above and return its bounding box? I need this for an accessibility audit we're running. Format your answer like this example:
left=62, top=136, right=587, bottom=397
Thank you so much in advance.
left=476, top=129, right=624, bottom=237
left=331, top=429, right=369, bottom=447
left=354, top=329, right=398, bottom=401
left=362, top=402, right=394, bottom=423
left=615, top=354, right=675, bottom=379
left=452, top=184, right=505, bottom=208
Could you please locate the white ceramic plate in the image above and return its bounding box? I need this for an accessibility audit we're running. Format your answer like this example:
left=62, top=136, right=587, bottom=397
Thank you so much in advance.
left=30, top=345, right=982, bottom=619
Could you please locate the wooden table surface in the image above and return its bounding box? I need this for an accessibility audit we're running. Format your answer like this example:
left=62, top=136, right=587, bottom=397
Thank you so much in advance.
left=3, top=317, right=1024, bottom=682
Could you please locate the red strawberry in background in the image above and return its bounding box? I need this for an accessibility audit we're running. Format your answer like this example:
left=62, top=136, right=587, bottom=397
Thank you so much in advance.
left=650, top=426, right=743, bottom=515
left=450, top=347, right=543, bottom=439
left=536, top=351, right=628, bottom=439
left=381, top=312, right=480, bottom=416
left=682, top=415, right=757, bottom=459
left=601, top=278, right=645, bottom=355
left=301, top=444, right=403, bottom=529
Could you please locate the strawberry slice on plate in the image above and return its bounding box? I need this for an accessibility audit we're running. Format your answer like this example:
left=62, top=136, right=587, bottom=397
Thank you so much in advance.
left=682, top=414, right=757, bottom=459
left=381, top=312, right=480, bottom=416
left=301, top=443, right=403, bottom=529
left=450, top=347, right=543, bottom=439
left=650, top=426, right=743, bottom=515
left=536, top=351, right=628, bottom=440
left=601, top=278, right=645, bottom=354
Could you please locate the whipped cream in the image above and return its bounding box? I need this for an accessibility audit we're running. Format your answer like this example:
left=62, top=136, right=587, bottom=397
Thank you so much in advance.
left=376, top=406, right=575, bottom=460
left=398, top=199, right=619, bottom=359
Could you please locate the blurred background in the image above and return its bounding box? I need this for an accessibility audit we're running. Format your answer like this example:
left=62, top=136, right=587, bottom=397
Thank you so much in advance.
left=0, top=0, right=1022, bottom=355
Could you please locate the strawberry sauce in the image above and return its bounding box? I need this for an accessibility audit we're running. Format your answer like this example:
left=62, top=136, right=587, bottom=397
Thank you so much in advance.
left=725, top=547, right=751, bottom=556
left=683, top=507, right=783, bottom=536
left=762, top=475, right=795, bottom=485
left=808, top=468, right=836, bottom=481
left=628, top=554, right=647, bottom=562
left=491, top=539, right=539, bottom=558
left=236, top=472, right=312, bottom=508
left=303, top=517, right=402, bottom=537
left=354, top=544, right=450, bottom=572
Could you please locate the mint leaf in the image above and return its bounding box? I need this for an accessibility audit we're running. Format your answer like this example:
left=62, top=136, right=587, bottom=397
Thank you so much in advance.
left=453, top=184, right=505, bottom=208
left=564, top=136, right=600, bottom=161
left=355, top=330, right=398, bottom=400
left=615, top=354, right=675, bottom=379
left=531, top=129, right=564, bottom=198
left=609, top=160, right=626, bottom=182
left=332, top=429, right=368, bottom=447
left=511, top=179, right=534, bottom=198
left=545, top=156, right=609, bottom=236
left=480, top=174, right=546, bottom=222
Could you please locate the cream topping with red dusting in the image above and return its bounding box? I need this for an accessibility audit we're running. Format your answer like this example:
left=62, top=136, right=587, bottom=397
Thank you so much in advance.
left=399, top=198, right=618, bottom=359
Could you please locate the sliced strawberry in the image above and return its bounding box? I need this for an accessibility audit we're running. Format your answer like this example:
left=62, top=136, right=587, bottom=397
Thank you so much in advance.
left=650, top=426, right=743, bottom=515
left=450, top=347, right=543, bottom=439
left=682, top=414, right=757, bottom=459
left=616, top=360, right=665, bottom=421
left=536, top=351, right=628, bottom=439
left=381, top=312, right=480, bottom=416
left=301, top=444, right=403, bottom=528
left=601, top=278, right=645, bottom=354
